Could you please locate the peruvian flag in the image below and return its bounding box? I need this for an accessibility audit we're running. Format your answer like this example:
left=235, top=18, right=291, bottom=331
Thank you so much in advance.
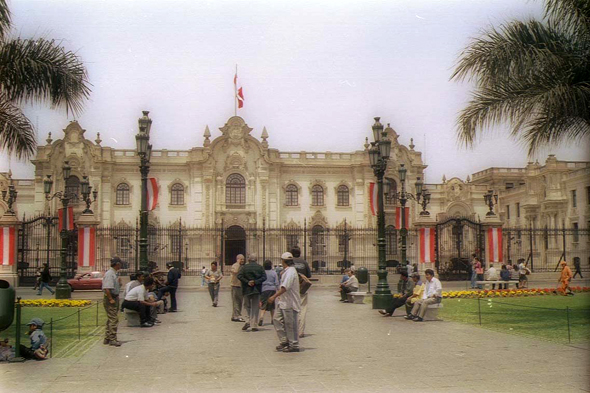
left=419, top=227, right=435, bottom=263
left=78, top=227, right=96, bottom=267
left=234, top=72, right=244, bottom=108
left=395, top=207, right=410, bottom=229
left=147, top=178, right=159, bottom=211
left=0, top=227, right=16, bottom=266
left=58, top=207, right=75, bottom=231
left=488, top=227, right=503, bottom=263
left=368, top=182, right=378, bottom=216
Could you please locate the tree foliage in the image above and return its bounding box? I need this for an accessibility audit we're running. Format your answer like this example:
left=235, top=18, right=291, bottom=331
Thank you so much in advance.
left=451, top=0, right=590, bottom=156
left=0, top=0, right=91, bottom=159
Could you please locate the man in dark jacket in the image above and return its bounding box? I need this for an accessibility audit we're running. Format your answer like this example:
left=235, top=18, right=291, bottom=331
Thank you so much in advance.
left=379, top=271, right=414, bottom=317
left=237, top=254, right=266, bottom=332
left=157, top=262, right=181, bottom=312
left=37, top=263, right=55, bottom=296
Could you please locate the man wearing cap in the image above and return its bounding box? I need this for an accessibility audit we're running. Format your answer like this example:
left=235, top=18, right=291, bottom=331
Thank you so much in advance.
left=21, top=318, right=48, bottom=360
left=102, top=257, right=122, bottom=346
left=230, top=254, right=246, bottom=322
left=237, top=253, right=267, bottom=331
left=269, top=252, right=301, bottom=353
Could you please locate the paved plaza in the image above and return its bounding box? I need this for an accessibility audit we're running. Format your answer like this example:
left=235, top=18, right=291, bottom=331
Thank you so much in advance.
left=1, top=287, right=589, bottom=393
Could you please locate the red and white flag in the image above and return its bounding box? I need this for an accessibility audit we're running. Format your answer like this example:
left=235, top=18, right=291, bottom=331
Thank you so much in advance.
left=420, top=227, right=435, bottom=263
left=368, top=182, right=378, bottom=216
left=0, top=227, right=16, bottom=266
left=78, top=227, right=96, bottom=267
left=147, top=178, right=158, bottom=211
left=395, top=207, right=410, bottom=229
left=234, top=72, right=244, bottom=109
left=58, top=206, right=75, bottom=231
left=487, top=227, right=503, bottom=263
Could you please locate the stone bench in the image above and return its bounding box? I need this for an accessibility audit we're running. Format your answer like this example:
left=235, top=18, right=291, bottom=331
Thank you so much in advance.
left=424, top=302, right=443, bottom=321
left=124, top=309, right=141, bottom=327
left=475, top=280, right=516, bottom=289
left=347, top=291, right=369, bottom=304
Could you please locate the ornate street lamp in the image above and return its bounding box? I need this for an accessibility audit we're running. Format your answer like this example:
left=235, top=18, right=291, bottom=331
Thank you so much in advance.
left=80, top=176, right=99, bottom=214
left=43, top=161, right=91, bottom=299
left=484, top=189, right=498, bottom=216
left=390, top=168, right=430, bottom=270
left=368, top=117, right=393, bottom=310
left=1, top=175, right=18, bottom=215
left=136, top=111, right=153, bottom=271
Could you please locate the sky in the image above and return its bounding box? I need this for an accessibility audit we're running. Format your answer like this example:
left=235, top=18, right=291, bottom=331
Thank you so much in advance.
left=1, top=0, right=588, bottom=183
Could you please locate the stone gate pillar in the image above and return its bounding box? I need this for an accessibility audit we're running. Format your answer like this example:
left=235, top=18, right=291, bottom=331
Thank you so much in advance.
left=0, top=213, right=20, bottom=286
left=413, top=215, right=436, bottom=277
left=76, top=213, right=99, bottom=274
left=482, top=215, right=503, bottom=269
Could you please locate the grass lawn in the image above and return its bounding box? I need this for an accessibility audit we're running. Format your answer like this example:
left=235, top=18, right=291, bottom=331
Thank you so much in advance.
left=2, top=302, right=107, bottom=358
left=439, top=293, right=590, bottom=344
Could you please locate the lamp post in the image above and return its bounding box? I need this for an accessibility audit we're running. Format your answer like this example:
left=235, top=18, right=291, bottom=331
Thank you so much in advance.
left=390, top=166, right=430, bottom=269
left=1, top=175, right=17, bottom=215
left=483, top=189, right=498, bottom=216
left=80, top=176, right=99, bottom=214
left=136, top=111, right=153, bottom=272
left=368, top=117, right=393, bottom=309
left=43, top=161, right=80, bottom=299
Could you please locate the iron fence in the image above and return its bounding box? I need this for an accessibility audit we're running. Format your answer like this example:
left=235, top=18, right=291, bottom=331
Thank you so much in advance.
left=503, top=227, right=590, bottom=272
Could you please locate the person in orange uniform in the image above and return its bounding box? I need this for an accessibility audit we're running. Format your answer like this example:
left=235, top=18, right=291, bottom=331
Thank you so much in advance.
left=557, top=260, right=573, bottom=296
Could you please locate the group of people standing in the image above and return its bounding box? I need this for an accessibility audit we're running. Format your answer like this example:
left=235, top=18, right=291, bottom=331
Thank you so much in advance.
left=219, top=247, right=311, bottom=353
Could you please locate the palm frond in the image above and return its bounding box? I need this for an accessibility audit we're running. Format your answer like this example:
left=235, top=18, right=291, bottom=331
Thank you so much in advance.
left=451, top=20, right=575, bottom=87
left=0, top=0, right=11, bottom=42
left=544, top=0, right=590, bottom=38
left=0, top=37, right=91, bottom=116
left=0, top=95, right=36, bottom=159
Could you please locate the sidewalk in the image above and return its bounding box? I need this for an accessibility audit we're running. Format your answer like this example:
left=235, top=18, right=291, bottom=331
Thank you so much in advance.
left=1, top=288, right=588, bottom=393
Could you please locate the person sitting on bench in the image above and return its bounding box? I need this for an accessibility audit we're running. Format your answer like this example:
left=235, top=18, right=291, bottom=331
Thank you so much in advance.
left=122, top=277, right=158, bottom=327
left=485, top=264, right=499, bottom=289
left=405, top=273, right=424, bottom=315
left=500, top=265, right=510, bottom=289
left=379, top=271, right=414, bottom=316
left=339, top=269, right=358, bottom=302
left=405, top=269, right=442, bottom=322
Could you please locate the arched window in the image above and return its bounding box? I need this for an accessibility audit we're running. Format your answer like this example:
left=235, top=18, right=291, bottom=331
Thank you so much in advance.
left=385, top=179, right=397, bottom=205
left=116, top=183, right=130, bottom=205
left=386, top=225, right=398, bottom=256
left=311, top=185, right=324, bottom=206
left=226, top=173, right=246, bottom=205
left=285, top=184, right=298, bottom=206
left=170, top=183, right=184, bottom=205
left=65, top=176, right=80, bottom=196
left=337, top=185, right=349, bottom=206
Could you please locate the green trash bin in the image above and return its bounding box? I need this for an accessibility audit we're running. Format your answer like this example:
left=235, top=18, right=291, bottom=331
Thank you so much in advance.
left=0, top=280, right=15, bottom=331
left=356, top=267, right=368, bottom=285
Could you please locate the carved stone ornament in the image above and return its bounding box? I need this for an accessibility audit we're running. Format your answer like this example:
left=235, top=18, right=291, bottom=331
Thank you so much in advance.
left=310, top=210, right=328, bottom=227
left=219, top=116, right=253, bottom=151
left=224, top=152, right=247, bottom=172
left=445, top=178, right=468, bottom=202
left=284, top=218, right=301, bottom=229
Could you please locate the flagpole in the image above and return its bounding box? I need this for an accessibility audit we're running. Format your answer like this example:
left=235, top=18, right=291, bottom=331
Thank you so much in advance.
left=234, top=64, right=237, bottom=116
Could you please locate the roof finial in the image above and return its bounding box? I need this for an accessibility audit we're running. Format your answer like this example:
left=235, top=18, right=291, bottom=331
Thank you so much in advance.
left=364, top=137, right=369, bottom=151
left=409, top=138, right=415, bottom=150
left=46, top=132, right=52, bottom=145
left=203, top=125, right=211, bottom=147
left=261, top=127, right=269, bottom=148
left=95, top=132, right=102, bottom=145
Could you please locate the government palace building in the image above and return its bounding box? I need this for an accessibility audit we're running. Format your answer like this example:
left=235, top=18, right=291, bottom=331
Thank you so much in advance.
left=0, top=116, right=588, bottom=279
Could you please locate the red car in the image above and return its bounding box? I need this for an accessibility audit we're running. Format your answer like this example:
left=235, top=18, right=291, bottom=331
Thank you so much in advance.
left=67, top=271, right=104, bottom=291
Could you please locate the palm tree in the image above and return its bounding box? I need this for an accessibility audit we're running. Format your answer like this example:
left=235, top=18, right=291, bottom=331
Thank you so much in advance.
left=451, top=0, right=590, bottom=156
left=0, top=0, right=90, bottom=159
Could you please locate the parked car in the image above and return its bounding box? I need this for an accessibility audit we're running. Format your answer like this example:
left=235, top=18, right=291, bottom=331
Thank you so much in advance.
left=67, top=271, right=104, bottom=291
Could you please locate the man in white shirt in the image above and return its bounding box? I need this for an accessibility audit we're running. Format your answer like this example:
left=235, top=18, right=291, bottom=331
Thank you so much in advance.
left=122, top=277, right=158, bottom=327
left=405, top=269, right=442, bottom=322
left=340, top=269, right=359, bottom=302
left=485, top=264, right=499, bottom=289
left=269, top=252, right=301, bottom=353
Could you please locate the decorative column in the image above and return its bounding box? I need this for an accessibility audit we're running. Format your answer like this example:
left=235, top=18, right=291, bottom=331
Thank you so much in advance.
left=483, top=214, right=503, bottom=269
left=76, top=213, right=99, bottom=274
left=0, top=213, right=19, bottom=287
left=413, top=214, right=436, bottom=276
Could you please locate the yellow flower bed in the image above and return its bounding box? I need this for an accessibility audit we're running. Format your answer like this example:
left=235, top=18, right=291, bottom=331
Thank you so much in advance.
left=20, top=299, right=93, bottom=308
left=442, top=286, right=590, bottom=299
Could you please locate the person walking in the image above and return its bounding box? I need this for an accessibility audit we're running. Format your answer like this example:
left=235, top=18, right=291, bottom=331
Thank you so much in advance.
left=36, top=263, right=55, bottom=296
left=205, top=261, right=223, bottom=307
left=573, top=257, right=583, bottom=279
left=201, top=266, right=207, bottom=286
left=237, top=254, right=267, bottom=332
left=157, top=262, right=181, bottom=312
left=470, top=253, right=477, bottom=288
left=269, top=252, right=301, bottom=353
left=474, top=257, right=484, bottom=289
left=259, top=259, right=279, bottom=326
left=230, top=254, right=246, bottom=322
left=556, top=260, right=574, bottom=296
left=291, top=246, right=311, bottom=338
left=102, top=257, right=122, bottom=347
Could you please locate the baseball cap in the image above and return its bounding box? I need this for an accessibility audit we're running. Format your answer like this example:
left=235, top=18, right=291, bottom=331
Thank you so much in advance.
left=281, top=252, right=293, bottom=260
left=26, top=318, right=45, bottom=327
